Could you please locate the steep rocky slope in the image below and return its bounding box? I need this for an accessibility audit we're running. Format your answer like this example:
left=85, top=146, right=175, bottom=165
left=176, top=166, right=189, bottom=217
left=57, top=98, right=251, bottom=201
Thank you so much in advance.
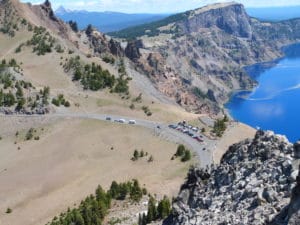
left=165, top=130, right=300, bottom=224
left=113, top=2, right=300, bottom=114
left=0, top=0, right=121, bottom=58
left=0, top=0, right=129, bottom=114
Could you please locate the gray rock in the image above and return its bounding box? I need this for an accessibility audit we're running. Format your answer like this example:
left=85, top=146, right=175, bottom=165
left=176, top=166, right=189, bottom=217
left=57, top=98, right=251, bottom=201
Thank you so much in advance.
left=164, top=130, right=298, bottom=225
left=294, top=142, right=300, bottom=159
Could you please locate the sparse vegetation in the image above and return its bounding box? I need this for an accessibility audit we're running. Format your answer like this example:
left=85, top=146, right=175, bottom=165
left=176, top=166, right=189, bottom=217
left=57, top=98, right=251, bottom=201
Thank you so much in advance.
left=174, top=144, right=192, bottom=162
left=0, top=0, right=19, bottom=37
left=212, top=116, right=228, bottom=137
left=129, top=103, right=135, bottom=110
left=102, top=55, right=115, bottom=64
left=148, top=155, right=154, bottom=163
left=47, top=179, right=147, bottom=225
left=6, top=208, right=12, bottom=214
left=142, top=106, right=152, bottom=116
left=55, top=44, right=64, bottom=53
left=64, top=56, right=130, bottom=94
left=108, top=217, right=122, bottom=225
left=51, top=94, right=70, bottom=107
left=133, top=93, right=143, bottom=103
left=108, top=11, right=189, bottom=39
left=25, top=128, right=34, bottom=140
left=0, top=61, right=51, bottom=113
left=131, top=150, right=146, bottom=161
left=138, top=196, right=171, bottom=225
left=25, top=26, right=55, bottom=55
left=15, top=43, right=24, bottom=53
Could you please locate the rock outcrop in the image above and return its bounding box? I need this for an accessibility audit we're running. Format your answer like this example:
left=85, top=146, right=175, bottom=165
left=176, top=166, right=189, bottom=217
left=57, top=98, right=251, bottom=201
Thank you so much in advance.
left=113, top=2, right=300, bottom=114
left=269, top=164, right=300, bottom=225
left=125, top=39, right=143, bottom=61
left=181, top=3, right=252, bottom=38
left=166, top=130, right=300, bottom=225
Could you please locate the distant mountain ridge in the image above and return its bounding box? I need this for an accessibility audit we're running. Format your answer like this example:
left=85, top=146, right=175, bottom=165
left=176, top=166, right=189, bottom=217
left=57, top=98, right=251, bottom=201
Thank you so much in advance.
left=55, top=6, right=169, bottom=33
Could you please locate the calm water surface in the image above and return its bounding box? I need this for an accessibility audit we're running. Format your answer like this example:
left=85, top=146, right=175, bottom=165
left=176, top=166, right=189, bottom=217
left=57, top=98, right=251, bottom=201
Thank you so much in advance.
left=226, top=44, right=300, bottom=142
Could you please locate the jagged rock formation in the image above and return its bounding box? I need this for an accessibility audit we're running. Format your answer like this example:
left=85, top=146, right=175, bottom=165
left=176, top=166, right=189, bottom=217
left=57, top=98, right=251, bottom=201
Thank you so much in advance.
left=166, top=130, right=300, bottom=225
left=125, top=39, right=143, bottom=61
left=112, top=2, right=300, bottom=114
left=87, top=28, right=124, bottom=57
left=269, top=142, right=300, bottom=225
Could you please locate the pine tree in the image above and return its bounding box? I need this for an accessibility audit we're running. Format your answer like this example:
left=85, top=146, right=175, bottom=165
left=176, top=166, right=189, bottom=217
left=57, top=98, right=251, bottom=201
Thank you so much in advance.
left=130, top=179, right=143, bottom=202
left=176, top=144, right=185, bottom=157
left=109, top=181, right=119, bottom=199
left=157, top=196, right=171, bottom=219
left=147, top=196, right=157, bottom=223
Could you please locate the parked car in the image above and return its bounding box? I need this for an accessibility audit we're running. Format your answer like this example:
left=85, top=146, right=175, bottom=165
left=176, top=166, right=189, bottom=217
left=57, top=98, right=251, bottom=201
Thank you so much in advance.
left=129, top=120, right=136, bottom=124
left=187, top=132, right=194, bottom=137
left=168, top=124, right=176, bottom=129
left=187, top=131, right=194, bottom=137
left=176, top=126, right=182, bottom=131
left=192, top=127, right=198, bottom=132
left=194, top=136, right=203, bottom=142
left=106, top=117, right=111, bottom=121
left=118, top=119, right=126, bottom=123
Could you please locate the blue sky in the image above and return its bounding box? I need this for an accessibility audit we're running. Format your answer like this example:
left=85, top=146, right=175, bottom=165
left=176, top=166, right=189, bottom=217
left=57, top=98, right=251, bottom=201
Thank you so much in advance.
left=21, top=0, right=300, bottom=13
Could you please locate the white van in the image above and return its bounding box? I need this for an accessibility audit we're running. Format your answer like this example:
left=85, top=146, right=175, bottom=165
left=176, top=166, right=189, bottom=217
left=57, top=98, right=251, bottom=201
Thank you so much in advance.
left=129, top=120, right=136, bottom=124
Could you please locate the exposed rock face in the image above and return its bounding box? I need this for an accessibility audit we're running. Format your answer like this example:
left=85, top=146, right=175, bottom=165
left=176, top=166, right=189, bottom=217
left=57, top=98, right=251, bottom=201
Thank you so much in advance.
left=181, top=3, right=252, bottom=38
left=121, top=2, right=300, bottom=114
left=125, top=40, right=143, bottom=61
left=294, top=142, right=300, bottom=159
left=109, top=39, right=124, bottom=57
left=166, top=130, right=299, bottom=225
left=270, top=165, right=300, bottom=225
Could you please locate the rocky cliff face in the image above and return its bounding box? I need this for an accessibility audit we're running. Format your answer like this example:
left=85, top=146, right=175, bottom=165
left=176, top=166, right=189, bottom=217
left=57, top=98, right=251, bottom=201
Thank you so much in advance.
left=181, top=3, right=252, bottom=38
left=119, top=2, right=300, bottom=114
left=166, top=130, right=300, bottom=225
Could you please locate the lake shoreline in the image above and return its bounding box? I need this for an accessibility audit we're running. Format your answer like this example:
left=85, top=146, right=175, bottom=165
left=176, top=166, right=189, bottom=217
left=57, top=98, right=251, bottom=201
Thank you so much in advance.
left=225, top=42, right=300, bottom=142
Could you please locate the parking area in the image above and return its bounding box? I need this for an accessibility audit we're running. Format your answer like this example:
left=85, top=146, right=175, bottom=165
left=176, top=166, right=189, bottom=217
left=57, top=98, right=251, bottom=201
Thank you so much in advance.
left=168, top=120, right=206, bottom=145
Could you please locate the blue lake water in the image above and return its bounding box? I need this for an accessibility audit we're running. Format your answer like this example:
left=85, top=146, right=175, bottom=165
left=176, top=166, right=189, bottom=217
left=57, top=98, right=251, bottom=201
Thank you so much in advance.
left=226, top=44, right=300, bottom=142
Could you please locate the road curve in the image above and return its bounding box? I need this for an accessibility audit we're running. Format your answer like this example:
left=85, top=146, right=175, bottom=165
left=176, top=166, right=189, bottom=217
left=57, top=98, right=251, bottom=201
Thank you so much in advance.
left=2, top=112, right=214, bottom=168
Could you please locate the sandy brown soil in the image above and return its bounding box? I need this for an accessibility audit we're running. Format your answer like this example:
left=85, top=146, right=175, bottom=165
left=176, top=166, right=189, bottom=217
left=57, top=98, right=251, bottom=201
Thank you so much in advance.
left=0, top=23, right=256, bottom=225
left=0, top=117, right=193, bottom=225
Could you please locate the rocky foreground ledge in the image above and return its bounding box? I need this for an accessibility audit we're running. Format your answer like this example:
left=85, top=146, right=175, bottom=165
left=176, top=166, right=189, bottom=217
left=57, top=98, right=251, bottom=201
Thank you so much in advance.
left=164, top=130, right=300, bottom=225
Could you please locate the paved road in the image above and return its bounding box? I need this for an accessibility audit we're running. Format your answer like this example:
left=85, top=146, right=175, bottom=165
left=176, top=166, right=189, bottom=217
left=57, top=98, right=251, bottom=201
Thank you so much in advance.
left=3, top=112, right=214, bottom=168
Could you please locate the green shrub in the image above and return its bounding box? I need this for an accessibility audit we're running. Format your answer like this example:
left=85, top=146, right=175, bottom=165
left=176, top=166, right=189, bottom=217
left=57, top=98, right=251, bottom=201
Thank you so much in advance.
left=25, top=128, right=34, bottom=140
left=176, top=144, right=185, bottom=157
left=181, top=150, right=191, bottom=162
left=64, top=101, right=70, bottom=107
left=213, top=117, right=227, bottom=137
left=64, top=57, right=129, bottom=94
left=6, top=208, right=12, bottom=214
